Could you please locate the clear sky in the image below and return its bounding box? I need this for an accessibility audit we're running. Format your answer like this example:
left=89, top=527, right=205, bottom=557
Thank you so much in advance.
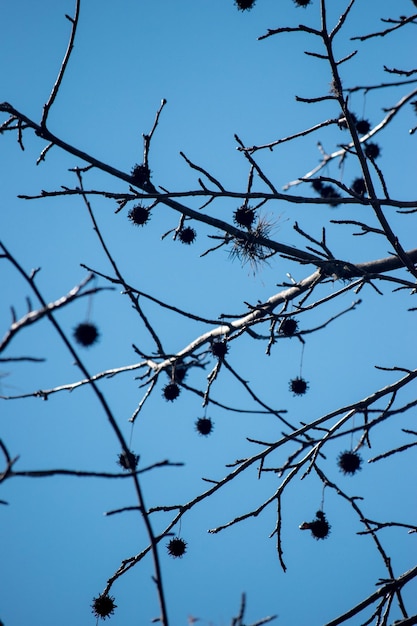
left=1, top=1, right=416, bottom=625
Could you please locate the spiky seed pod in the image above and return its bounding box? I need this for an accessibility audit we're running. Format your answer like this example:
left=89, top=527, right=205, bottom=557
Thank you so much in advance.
left=355, top=119, right=371, bottom=135
left=163, top=382, right=181, bottom=401
left=211, top=340, right=229, bottom=359
left=167, top=537, right=187, bottom=558
left=234, top=0, right=256, bottom=10
left=172, top=361, right=188, bottom=384
left=310, top=515, right=331, bottom=539
left=338, top=111, right=358, bottom=129
left=338, top=450, right=362, bottom=475
left=127, top=204, right=150, bottom=226
left=131, top=163, right=151, bottom=186
left=195, top=417, right=214, bottom=436
left=233, top=205, right=256, bottom=229
left=319, top=184, right=335, bottom=198
left=351, top=177, right=367, bottom=196
left=91, top=594, right=117, bottom=620
left=73, top=322, right=99, bottom=347
left=311, top=179, right=324, bottom=193
left=280, top=317, right=298, bottom=336
left=364, top=142, right=381, bottom=159
left=293, top=0, right=312, bottom=6
left=178, top=227, right=196, bottom=244
left=299, top=511, right=331, bottom=540
left=289, top=376, right=309, bottom=396
left=117, top=450, right=139, bottom=471
left=319, top=184, right=342, bottom=206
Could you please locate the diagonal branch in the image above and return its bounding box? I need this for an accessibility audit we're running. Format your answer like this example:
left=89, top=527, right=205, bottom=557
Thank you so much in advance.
left=323, top=566, right=417, bottom=626
left=41, top=0, right=81, bottom=127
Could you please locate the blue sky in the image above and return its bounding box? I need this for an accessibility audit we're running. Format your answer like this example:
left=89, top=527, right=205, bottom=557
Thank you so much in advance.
left=1, top=1, right=416, bottom=625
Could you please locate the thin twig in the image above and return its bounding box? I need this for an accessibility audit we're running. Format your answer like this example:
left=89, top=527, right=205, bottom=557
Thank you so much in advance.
left=41, top=0, right=81, bottom=126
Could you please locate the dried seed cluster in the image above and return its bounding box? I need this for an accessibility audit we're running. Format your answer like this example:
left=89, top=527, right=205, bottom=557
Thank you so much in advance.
left=211, top=340, right=229, bottom=359
left=128, top=204, right=150, bottom=226
left=289, top=376, right=309, bottom=396
left=195, top=417, right=214, bottom=436
left=117, top=450, right=140, bottom=471
left=91, top=594, right=117, bottom=620
left=172, top=361, right=188, bottom=383
left=311, top=180, right=342, bottom=207
left=300, top=511, right=331, bottom=540
left=234, top=0, right=256, bottom=10
left=364, top=142, right=381, bottom=159
left=178, top=227, right=196, bottom=244
left=233, top=205, right=256, bottom=229
left=163, top=382, right=181, bottom=401
left=351, top=177, right=367, bottom=196
left=355, top=119, right=371, bottom=135
left=131, top=163, right=151, bottom=186
left=73, top=322, right=99, bottom=347
left=280, top=317, right=299, bottom=336
left=167, top=537, right=187, bottom=558
left=338, top=450, right=362, bottom=475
